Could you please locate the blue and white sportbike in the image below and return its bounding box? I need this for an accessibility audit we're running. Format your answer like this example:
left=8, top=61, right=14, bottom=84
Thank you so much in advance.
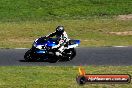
left=24, top=36, right=80, bottom=63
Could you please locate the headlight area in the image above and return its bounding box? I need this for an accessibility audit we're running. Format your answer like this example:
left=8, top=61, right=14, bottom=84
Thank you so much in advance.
left=36, top=45, right=43, bottom=49
left=33, top=42, right=37, bottom=47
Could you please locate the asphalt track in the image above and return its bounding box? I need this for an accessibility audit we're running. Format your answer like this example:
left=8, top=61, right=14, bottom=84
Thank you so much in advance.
left=0, top=47, right=132, bottom=66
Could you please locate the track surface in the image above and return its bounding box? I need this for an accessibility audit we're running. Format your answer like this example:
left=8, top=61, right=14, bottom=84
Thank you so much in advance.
left=0, top=47, right=132, bottom=66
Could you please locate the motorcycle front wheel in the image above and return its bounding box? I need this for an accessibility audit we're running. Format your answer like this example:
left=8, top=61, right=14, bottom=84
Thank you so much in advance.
left=48, top=56, right=59, bottom=63
left=24, top=49, right=34, bottom=61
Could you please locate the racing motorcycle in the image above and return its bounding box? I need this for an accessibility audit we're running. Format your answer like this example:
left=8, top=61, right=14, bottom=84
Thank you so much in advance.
left=24, top=37, right=80, bottom=63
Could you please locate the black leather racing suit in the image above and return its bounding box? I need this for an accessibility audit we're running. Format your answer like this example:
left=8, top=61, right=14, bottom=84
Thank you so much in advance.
left=46, top=31, right=69, bottom=56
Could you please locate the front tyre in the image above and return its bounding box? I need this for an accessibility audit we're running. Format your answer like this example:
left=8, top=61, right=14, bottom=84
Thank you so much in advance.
left=24, top=50, right=33, bottom=61
left=48, top=56, right=59, bottom=63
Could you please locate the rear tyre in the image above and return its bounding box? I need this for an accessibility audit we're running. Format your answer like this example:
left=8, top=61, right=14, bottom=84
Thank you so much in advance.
left=64, top=48, right=76, bottom=61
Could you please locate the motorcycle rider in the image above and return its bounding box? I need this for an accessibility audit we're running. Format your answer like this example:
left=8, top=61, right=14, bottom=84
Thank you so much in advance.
left=45, top=26, right=69, bottom=56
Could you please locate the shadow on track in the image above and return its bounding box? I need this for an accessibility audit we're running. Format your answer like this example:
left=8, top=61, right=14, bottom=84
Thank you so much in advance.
left=19, top=59, right=67, bottom=63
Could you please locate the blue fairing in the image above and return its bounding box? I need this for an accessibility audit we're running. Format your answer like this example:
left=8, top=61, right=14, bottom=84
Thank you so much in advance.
left=36, top=50, right=46, bottom=53
left=69, top=40, right=80, bottom=45
left=35, top=37, right=80, bottom=47
left=74, top=40, right=80, bottom=44
left=36, top=37, right=57, bottom=47
left=46, top=40, right=56, bottom=47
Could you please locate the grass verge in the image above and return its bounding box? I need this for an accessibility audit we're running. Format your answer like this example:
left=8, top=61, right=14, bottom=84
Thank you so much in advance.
left=0, top=66, right=131, bottom=88
left=0, top=18, right=132, bottom=48
left=0, top=0, right=132, bottom=21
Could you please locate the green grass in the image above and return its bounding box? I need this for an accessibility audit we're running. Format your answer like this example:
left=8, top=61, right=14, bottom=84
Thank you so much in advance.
left=0, top=1, right=132, bottom=87
left=0, top=0, right=132, bottom=47
left=0, top=0, right=132, bottom=21
left=0, top=19, right=132, bottom=48
left=0, top=66, right=131, bottom=88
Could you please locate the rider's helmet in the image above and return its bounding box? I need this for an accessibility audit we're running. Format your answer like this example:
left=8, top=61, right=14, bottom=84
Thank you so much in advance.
left=56, top=26, right=64, bottom=35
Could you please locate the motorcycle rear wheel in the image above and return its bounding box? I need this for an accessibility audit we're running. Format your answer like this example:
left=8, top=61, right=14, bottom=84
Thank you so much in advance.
left=63, top=48, right=76, bottom=61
